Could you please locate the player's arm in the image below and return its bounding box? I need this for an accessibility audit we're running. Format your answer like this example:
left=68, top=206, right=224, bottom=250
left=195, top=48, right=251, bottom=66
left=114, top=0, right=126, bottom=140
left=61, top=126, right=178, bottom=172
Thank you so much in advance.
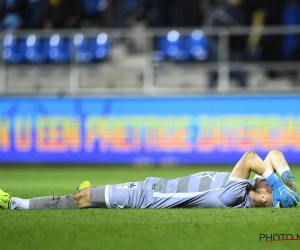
left=230, top=151, right=298, bottom=207
left=264, top=149, right=297, bottom=191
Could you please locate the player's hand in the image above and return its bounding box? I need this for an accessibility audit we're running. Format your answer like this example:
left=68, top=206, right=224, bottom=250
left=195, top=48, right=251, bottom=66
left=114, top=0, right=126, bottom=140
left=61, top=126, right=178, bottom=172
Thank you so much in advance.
left=281, top=170, right=297, bottom=192
left=264, top=171, right=299, bottom=207
left=273, top=185, right=299, bottom=208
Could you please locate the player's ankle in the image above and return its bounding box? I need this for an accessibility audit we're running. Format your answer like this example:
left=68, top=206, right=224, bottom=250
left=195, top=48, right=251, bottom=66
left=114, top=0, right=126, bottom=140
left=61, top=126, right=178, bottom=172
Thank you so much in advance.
left=10, top=197, right=30, bottom=210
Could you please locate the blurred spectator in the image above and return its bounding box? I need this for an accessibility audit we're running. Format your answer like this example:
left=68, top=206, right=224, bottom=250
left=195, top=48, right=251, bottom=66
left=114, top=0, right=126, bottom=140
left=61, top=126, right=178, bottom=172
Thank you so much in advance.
left=138, top=0, right=177, bottom=27
left=241, top=0, right=261, bottom=25
left=260, top=0, right=285, bottom=78
left=137, top=0, right=158, bottom=27
left=0, top=0, right=27, bottom=29
left=282, top=0, right=300, bottom=61
left=204, top=0, right=247, bottom=88
left=174, top=0, right=203, bottom=27
left=80, top=0, right=134, bottom=29
left=112, top=0, right=127, bottom=28
left=155, top=0, right=176, bottom=27
left=26, top=0, right=52, bottom=29
left=48, top=0, right=83, bottom=28
left=246, top=8, right=265, bottom=61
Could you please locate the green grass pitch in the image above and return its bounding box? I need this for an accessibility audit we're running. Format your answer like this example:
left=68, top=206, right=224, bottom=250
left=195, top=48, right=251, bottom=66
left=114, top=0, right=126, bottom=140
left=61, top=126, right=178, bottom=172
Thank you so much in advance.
left=1, top=165, right=300, bottom=250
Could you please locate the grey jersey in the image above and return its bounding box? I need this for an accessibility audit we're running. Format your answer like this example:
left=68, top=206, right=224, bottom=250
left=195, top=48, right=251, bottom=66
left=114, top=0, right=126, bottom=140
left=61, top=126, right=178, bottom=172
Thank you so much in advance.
left=150, top=172, right=255, bottom=208
left=105, top=171, right=255, bottom=209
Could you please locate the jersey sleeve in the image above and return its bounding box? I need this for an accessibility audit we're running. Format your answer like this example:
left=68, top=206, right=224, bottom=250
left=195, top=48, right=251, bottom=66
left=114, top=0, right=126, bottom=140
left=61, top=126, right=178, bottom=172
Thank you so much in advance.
left=218, top=177, right=252, bottom=208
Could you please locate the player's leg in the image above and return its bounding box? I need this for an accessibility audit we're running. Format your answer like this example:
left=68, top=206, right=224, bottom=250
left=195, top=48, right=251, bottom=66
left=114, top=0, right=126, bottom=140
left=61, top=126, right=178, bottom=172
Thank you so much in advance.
left=1, top=180, right=147, bottom=210
left=23, top=181, right=144, bottom=210
left=75, top=180, right=154, bottom=209
left=12, top=194, right=77, bottom=210
left=1, top=182, right=109, bottom=210
left=230, top=150, right=270, bottom=179
left=264, top=149, right=289, bottom=173
left=264, top=149, right=297, bottom=191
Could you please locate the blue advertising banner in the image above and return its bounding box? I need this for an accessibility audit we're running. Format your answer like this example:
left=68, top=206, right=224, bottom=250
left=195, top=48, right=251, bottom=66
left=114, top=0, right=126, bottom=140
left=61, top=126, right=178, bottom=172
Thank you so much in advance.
left=0, top=96, right=300, bottom=164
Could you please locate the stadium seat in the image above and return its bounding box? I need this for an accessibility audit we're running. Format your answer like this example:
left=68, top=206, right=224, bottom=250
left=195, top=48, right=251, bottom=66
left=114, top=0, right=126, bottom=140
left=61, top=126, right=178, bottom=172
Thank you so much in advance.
left=48, top=35, right=71, bottom=64
left=153, top=30, right=187, bottom=61
left=25, top=35, right=49, bottom=64
left=282, top=4, right=300, bottom=60
left=73, top=33, right=110, bottom=63
left=81, top=0, right=108, bottom=15
left=153, top=30, right=208, bottom=62
left=185, top=30, right=208, bottom=61
left=93, top=33, right=110, bottom=61
left=73, top=34, right=94, bottom=63
left=3, top=34, right=26, bottom=64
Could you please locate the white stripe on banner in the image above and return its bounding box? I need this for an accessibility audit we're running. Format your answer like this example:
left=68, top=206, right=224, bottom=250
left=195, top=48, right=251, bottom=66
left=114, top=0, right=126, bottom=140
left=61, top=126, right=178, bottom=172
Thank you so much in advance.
left=153, top=188, right=222, bottom=198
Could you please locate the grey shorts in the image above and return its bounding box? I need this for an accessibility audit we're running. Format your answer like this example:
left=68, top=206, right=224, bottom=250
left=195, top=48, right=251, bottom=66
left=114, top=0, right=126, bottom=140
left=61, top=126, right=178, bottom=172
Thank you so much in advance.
left=105, top=178, right=159, bottom=209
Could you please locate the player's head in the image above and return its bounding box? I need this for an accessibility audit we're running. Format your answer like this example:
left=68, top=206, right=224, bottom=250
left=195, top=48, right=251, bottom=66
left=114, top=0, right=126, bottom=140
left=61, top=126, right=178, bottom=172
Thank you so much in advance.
left=253, top=178, right=273, bottom=207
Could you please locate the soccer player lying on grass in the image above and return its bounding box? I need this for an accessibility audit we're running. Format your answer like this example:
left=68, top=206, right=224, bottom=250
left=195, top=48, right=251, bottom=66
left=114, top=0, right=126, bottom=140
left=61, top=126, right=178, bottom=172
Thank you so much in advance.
left=0, top=150, right=299, bottom=210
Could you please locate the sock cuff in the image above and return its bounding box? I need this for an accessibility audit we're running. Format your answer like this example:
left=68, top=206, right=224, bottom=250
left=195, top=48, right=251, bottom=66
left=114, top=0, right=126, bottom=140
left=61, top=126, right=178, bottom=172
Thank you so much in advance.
left=262, top=167, right=273, bottom=179
left=90, top=186, right=108, bottom=208
left=10, top=197, right=30, bottom=210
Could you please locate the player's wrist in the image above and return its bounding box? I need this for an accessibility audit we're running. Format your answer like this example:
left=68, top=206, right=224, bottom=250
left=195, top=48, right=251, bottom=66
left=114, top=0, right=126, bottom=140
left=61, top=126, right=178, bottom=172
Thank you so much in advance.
left=262, top=168, right=283, bottom=190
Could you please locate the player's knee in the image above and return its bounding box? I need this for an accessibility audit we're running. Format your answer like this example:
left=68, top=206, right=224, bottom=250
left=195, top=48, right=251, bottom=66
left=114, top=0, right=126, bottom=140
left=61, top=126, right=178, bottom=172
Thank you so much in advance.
left=73, top=187, right=91, bottom=209
left=241, top=151, right=259, bottom=167
left=269, top=149, right=282, bottom=156
left=243, top=150, right=257, bottom=159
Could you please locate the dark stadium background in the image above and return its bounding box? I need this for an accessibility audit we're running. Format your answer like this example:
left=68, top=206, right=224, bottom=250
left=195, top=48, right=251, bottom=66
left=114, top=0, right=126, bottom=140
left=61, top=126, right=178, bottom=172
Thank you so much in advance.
left=1, top=0, right=300, bottom=165
left=1, top=1, right=300, bottom=250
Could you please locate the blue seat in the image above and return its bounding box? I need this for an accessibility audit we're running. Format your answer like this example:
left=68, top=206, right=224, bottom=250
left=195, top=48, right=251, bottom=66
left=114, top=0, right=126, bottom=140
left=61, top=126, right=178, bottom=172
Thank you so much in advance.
left=81, top=0, right=107, bottom=15
left=185, top=30, right=208, bottom=61
left=3, top=34, right=26, bottom=64
left=73, top=34, right=94, bottom=63
left=48, top=35, right=71, bottom=64
left=153, top=30, right=186, bottom=61
left=93, top=33, right=110, bottom=61
left=282, top=4, right=300, bottom=60
left=73, top=33, right=110, bottom=63
left=25, top=35, right=49, bottom=64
